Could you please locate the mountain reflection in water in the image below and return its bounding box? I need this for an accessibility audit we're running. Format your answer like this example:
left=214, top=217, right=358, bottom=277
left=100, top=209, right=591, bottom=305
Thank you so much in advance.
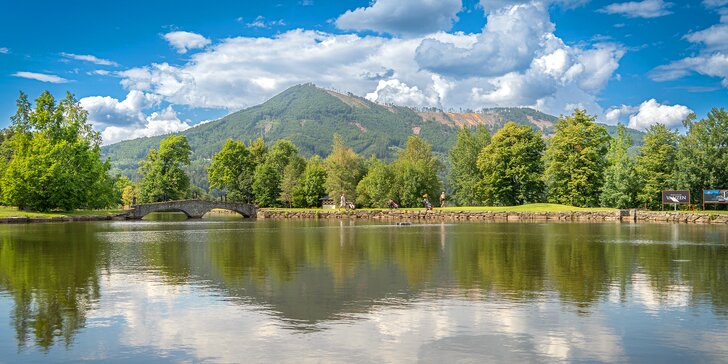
left=0, top=219, right=727, bottom=362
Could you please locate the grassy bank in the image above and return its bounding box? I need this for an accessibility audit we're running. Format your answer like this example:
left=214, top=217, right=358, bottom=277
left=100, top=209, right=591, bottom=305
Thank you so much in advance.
left=0, top=206, right=124, bottom=218
left=263, top=203, right=617, bottom=213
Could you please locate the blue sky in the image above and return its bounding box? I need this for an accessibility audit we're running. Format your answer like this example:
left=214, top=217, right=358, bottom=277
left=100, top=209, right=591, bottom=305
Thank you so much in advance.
left=1, top=0, right=726, bottom=144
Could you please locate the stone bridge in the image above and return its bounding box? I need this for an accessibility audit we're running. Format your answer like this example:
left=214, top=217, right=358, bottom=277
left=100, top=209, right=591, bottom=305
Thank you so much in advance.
left=127, top=199, right=257, bottom=219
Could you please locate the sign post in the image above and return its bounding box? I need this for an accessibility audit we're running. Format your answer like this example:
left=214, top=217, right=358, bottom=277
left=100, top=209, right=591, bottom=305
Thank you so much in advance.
left=703, top=189, right=728, bottom=210
left=662, top=190, right=690, bottom=210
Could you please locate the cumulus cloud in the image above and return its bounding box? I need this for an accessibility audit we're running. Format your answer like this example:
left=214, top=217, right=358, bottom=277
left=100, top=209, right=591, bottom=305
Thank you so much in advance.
left=163, top=31, right=211, bottom=54
left=416, top=2, right=555, bottom=78
left=112, top=0, right=624, bottom=125
left=366, top=79, right=439, bottom=107
left=60, top=52, right=119, bottom=66
left=599, top=0, right=673, bottom=18
left=606, top=99, right=692, bottom=130
left=80, top=91, right=189, bottom=144
left=100, top=106, right=190, bottom=144
left=336, top=0, right=462, bottom=36
left=604, top=104, right=639, bottom=124
left=12, top=71, right=70, bottom=83
left=245, top=16, right=286, bottom=28
left=650, top=12, right=728, bottom=87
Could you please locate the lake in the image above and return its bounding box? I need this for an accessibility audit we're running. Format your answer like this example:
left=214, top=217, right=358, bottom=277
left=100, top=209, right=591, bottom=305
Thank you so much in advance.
left=1, top=217, right=727, bottom=363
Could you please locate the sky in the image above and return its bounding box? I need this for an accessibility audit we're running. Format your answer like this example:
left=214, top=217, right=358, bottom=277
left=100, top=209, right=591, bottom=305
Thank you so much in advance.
left=1, top=0, right=727, bottom=144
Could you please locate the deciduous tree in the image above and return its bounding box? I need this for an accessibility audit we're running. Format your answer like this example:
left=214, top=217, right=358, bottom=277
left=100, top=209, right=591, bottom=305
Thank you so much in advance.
left=324, top=135, right=366, bottom=202
left=137, top=135, right=191, bottom=203
left=356, top=157, right=395, bottom=207
left=1, top=91, right=117, bottom=211
left=208, top=139, right=255, bottom=202
left=601, top=124, right=638, bottom=208
left=252, top=140, right=300, bottom=207
left=477, top=122, right=545, bottom=206
left=674, top=108, right=728, bottom=204
left=448, top=125, right=490, bottom=206
left=634, top=124, right=678, bottom=209
left=544, top=109, right=610, bottom=207
left=293, top=155, right=327, bottom=208
left=392, top=136, right=442, bottom=207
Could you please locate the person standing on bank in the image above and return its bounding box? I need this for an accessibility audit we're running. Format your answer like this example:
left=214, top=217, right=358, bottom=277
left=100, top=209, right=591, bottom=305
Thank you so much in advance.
left=440, top=191, right=446, bottom=208
left=340, top=193, right=346, bottom=209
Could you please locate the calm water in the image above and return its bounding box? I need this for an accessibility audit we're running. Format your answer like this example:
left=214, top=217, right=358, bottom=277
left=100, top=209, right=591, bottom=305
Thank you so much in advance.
left=1, top=217, right=728, bottom=363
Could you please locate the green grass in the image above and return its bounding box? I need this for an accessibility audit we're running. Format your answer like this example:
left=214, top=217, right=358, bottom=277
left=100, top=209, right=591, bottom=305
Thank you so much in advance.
left=695, top=210, right=728, bottom=215
left=262, top=203, right=617, bottom=213
left=439, top=203, right=617, bottom=212
left=0, top=206, right=124, bottom=218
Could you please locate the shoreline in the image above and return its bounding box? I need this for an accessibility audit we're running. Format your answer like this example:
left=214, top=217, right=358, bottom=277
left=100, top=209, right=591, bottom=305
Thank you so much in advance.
left=257, top=209, right=728, bottom=224
left=0, top=213, right=128, bottom=224
left=2, top=209, right=727, bottom=225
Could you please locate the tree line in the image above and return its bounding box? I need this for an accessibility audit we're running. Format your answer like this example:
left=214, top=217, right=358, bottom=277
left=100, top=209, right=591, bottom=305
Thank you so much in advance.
left=129, top=133, right=443, bottom=208
left=1, top=90, right=727, bottom=211
left=449, top=108, right=728, bottom=209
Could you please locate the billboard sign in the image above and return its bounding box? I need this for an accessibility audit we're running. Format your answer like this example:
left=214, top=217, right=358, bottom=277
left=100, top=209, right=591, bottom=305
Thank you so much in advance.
left=703, top=190, right=728, bottom=204
left=662, top=190, right=690, bottom=204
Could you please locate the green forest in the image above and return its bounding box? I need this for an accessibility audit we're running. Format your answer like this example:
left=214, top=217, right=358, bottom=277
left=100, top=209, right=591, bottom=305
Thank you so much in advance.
left=1, top=90, right=727, bottom=212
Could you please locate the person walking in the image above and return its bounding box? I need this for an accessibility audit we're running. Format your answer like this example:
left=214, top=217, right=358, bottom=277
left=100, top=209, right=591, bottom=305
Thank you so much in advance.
left=440, top=191, right=446, bottom=208
left=423, top=193, right=432, bottom=210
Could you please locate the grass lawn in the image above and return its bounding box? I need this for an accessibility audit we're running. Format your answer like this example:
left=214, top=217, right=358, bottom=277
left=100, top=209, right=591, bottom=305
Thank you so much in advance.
left=0, top=206, right=124, bottom=218
left=263, top=203, right=618, bottom=213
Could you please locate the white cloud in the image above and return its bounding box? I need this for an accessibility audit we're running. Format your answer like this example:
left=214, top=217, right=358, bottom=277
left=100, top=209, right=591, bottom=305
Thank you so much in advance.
left=599, top=0, right=673, bottom=18
left=163, top=31, right=211, bottom=54
left=115, top=1, right=623, bottom=120
left=650, top=13, right=728, bottom=87
left=604, top=104, right=639, bottom=124
left=80, top=91, right=189, bottom=145
left=365, top=79, right=438, bottom=107
left=703, top=0, right=728, bottom=8
left=101, top=106, right=190, bottom=144
left=89, top=69, right=112, bottom=76
left=60, top=52, right=119, bottom=66
left=246, top=16, right=286, bottom=28
left=684, top=23, right=728, bottom=51
left=0, top=47, right=8, bottom=54
left=336, top=0, right=463, bottom=36
left=12, top=71, right=70, bottom=83
left=651, top=54, right=728, bottom=86
left=416, top=2, right=556, bottom=78
left=606, top=99, right=692, bottom=130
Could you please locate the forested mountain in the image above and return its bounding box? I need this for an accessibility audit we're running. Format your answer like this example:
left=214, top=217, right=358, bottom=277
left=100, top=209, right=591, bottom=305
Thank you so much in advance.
left=101, top=83, right=642, bottom=188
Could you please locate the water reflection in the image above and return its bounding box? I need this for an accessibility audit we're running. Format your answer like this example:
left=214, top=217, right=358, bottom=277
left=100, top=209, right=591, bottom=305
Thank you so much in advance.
left=0, top=224, right=104, bottom=350
left=0, top=220, right=727, bottom=361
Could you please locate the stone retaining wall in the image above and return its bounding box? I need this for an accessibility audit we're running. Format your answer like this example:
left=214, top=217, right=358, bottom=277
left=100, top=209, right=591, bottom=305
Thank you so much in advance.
left=257, top=209, right=625, bottom=222
left=635, top=211, right=728, bottom=224
left=0, top=214, right=124, bottom=224
left=257, top=209, right=728, bottom=224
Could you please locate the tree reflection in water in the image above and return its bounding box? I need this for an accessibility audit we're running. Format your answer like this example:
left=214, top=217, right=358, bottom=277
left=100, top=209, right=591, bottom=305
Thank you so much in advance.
left=0, top=224, right=103, bottom=350
left=0, top=220, right=727, bottom=350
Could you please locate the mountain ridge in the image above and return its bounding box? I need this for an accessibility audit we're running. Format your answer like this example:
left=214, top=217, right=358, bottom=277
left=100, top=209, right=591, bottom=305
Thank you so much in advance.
left=101, top=83, right=643, bottom=187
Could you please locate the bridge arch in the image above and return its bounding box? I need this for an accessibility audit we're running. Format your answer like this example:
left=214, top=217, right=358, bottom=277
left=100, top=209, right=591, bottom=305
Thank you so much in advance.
left=129, top=200, right=257, bottom=220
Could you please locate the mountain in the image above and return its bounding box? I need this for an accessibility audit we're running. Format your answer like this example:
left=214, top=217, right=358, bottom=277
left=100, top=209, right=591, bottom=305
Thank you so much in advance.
left=101, top=83, right=643, bottom=187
